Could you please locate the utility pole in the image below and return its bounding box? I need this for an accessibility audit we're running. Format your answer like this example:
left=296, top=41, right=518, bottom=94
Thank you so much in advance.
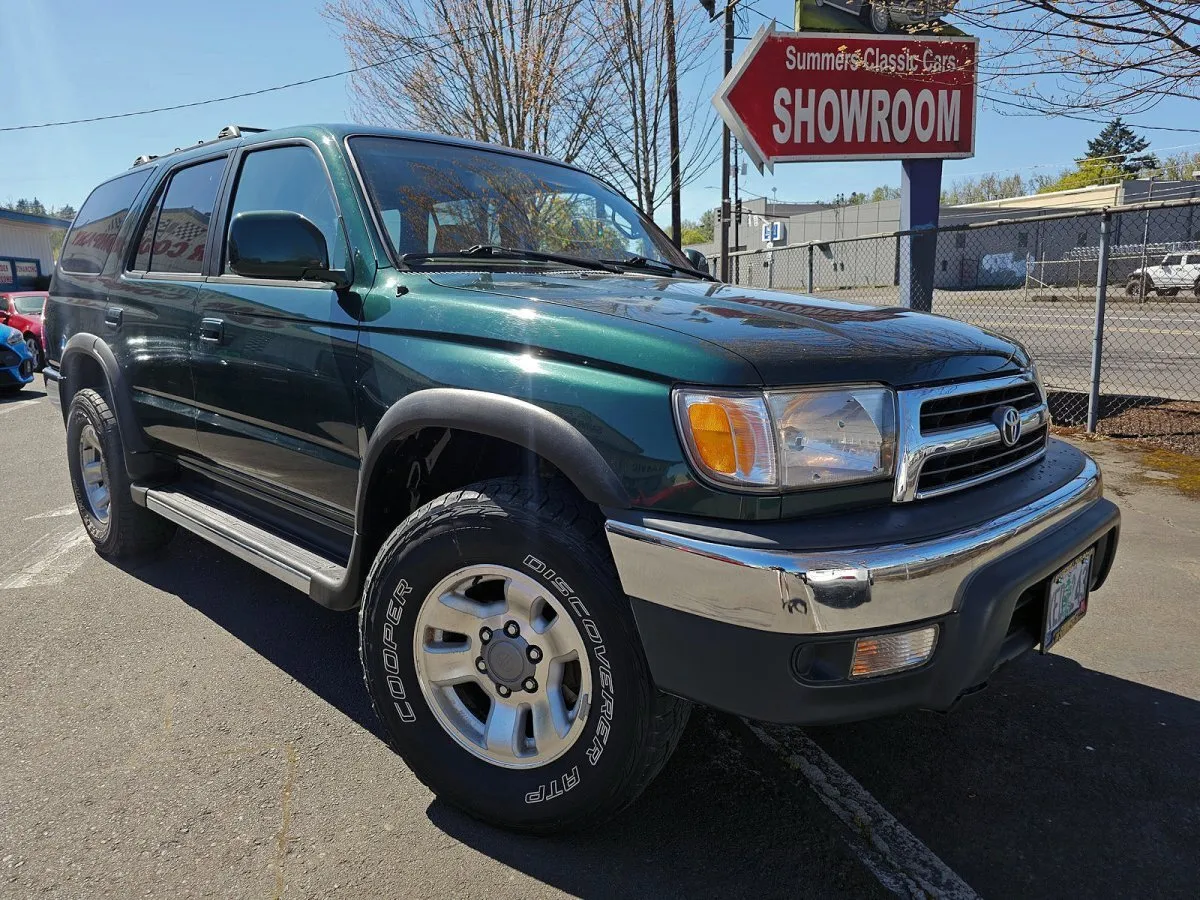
left=732, top=141, right=740, bottom=252
left=1138, top=176, right=1156, bottom=301
left=719, top=3, right=734, bottom=281
left=665, top=0, right=682, bottom=249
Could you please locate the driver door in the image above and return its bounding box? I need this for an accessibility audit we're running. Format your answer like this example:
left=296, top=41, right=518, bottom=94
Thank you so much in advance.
left=191, top=142, right=361, bottom=513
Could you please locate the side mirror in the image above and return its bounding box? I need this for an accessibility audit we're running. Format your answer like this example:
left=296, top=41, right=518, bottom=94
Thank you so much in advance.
left=228, top=211, right=349, bottom=287
left=683, top=248, right=710, bottom=274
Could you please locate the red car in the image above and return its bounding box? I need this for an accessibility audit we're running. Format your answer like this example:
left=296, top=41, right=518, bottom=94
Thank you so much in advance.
left=0, top=291, right=48, bottom=370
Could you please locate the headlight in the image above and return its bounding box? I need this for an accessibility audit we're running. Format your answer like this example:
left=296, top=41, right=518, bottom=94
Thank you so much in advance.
left=1029, top=361, right=1046, bottom=400
left=673, top=385, right=896, bottom=491
left=5, top=330, right=22, bottom=347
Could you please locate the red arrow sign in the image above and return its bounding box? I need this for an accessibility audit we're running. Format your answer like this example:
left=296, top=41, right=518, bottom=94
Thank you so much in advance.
left=714, top=25, right=978, bottom=172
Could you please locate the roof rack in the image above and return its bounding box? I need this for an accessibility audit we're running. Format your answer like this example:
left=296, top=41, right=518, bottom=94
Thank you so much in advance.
left=132, top=125, right=268, bottom=169
left=216, top=124, right=268, bottom=140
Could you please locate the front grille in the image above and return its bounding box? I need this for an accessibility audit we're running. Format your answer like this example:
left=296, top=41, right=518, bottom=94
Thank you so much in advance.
left=895, top=373, right=1051, bottom=502
left=917, top=425, right=1047, bottom=495
left=0, top=348, right=19, bottom=367
left=920, top=382, right=1042, bottom=433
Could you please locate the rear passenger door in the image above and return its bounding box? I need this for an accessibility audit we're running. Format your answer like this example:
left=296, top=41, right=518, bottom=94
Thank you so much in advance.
left=191, top=142, right=361, bottom=513
left=119, top=155, right=229, bottom=452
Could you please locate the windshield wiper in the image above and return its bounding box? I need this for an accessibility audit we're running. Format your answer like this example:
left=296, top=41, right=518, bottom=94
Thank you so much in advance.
left=401, top=244, right=621, bottom=274
left=598, top=255, right=715, bottom=281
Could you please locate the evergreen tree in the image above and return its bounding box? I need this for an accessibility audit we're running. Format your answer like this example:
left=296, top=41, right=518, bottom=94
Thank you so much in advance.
left=1084, top=118, right=1157, bottom=178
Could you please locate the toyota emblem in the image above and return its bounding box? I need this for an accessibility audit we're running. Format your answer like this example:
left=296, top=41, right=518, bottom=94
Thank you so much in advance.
left=993, top=406, right=1022, bottom=447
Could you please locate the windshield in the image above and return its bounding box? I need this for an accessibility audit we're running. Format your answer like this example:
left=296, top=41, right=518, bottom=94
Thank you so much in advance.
left=12, top=295, right=44, bottom=315
left=349, top=137, right=687, bottom=270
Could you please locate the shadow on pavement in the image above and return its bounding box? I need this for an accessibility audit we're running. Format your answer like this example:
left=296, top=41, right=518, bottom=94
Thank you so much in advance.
left=426, top=709, right=887, bottom=900
left=116, top=533, right=886, bottom=900
left=113, top=533, right=1196, bottom=897
left=793, top=652, right=1200, bottom=899
left=0, top=388, right=46, bottom=405
left=116, top=531, right=380, bottom=736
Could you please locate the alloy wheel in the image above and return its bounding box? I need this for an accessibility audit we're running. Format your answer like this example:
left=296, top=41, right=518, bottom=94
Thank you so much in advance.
left=412, top=564, right=593, bottom=769
left=78, top=423, right=111, bottom=524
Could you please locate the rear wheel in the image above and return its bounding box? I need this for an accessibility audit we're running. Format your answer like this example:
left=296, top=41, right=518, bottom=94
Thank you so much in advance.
left=66, top=388, right=176, bottom=557
left=1127, top=277, right=1155, bottom=299
left=863, top=2, right=891, bottom=32
left=359, top=477, right=690, bottom=833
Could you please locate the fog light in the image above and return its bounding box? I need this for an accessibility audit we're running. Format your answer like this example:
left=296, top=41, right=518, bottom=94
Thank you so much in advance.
left=850, top=625, right=939, bottom=679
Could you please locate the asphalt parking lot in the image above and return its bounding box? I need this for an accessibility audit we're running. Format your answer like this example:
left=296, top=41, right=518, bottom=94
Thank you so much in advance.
left=3, top=388, right=1199, bottom=899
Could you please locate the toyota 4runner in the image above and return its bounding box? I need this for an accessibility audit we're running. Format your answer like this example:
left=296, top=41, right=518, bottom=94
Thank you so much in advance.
left=45, top=124, right=1120, bottom=833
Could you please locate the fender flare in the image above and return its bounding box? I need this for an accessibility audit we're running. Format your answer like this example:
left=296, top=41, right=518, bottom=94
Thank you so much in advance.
left=356, top=388, right=631, bottom=525
left=59, top=333, right=149, bottom=456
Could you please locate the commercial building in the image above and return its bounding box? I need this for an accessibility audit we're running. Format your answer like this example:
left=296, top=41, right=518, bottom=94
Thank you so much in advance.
left=690, top=179, right=1200, bottom=290
left=0, top=208, right=71, bottom=291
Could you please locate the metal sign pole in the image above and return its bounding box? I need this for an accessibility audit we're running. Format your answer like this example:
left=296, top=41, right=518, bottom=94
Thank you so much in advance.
left=718, top=4, right=734, bottom=282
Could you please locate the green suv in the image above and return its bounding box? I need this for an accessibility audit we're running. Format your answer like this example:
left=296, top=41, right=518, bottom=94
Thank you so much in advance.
left=45, top=124, right=1120, bottom=832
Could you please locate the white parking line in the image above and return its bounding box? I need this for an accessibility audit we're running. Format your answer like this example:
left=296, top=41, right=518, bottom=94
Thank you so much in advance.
left=24, top=504, right=79, bottom=521
left=744, top=722, right=979, bottom=900
left=0, top=527, right=92, bottom=590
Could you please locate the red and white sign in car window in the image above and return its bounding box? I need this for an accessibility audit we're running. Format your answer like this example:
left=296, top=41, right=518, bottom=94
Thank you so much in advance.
left=714, top=25, right=978, bottom=172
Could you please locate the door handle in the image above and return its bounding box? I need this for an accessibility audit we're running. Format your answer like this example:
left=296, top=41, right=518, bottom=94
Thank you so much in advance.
left=104, top=307, right=122, bottom=329
left=199, top=318, right=224, bottom=344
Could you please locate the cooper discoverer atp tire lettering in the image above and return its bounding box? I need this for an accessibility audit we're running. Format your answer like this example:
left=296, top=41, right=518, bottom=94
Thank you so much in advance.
left=359, top=477, right=690, bottom=833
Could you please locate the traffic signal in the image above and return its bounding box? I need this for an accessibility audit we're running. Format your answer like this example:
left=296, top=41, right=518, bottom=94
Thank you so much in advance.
left=699, top=0, right=717, bottom=17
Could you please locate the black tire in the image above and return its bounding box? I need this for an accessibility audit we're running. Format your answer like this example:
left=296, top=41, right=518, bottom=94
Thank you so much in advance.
left=1127, top=277, right=1155, bottom=299
left=359, top=477, right=690, bottom=833
left=66, top=388, right=176, bottom=558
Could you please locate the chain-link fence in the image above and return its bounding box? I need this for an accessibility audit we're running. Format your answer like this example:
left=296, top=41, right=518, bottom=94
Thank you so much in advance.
left=715, top=197, right=1200, bottom=455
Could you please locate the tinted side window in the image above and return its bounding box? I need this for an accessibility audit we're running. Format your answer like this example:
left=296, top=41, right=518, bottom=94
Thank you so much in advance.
left=131, top=189, right=165, bottom=272
left=144, top=158, right=226, bottom=275
left=224, top=145, right=340, bottom=273
left=60, top=169, right=152, bottom=274
left=1164, top=254, right=1184, bottom=266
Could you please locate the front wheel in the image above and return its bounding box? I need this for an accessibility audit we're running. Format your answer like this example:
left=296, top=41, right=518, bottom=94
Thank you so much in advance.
left=359, top=478, right=690, bottom=833
left=24, top=334, right=42, bottom=370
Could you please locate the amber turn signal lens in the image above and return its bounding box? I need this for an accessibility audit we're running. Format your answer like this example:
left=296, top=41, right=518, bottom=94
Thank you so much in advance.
left=686, top=402, right=738, bottom=474
left=673, top=390, right=777, bottom=488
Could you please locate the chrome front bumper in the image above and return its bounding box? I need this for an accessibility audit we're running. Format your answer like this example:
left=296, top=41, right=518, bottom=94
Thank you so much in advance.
left=605, top=453, right=1104, bottom=636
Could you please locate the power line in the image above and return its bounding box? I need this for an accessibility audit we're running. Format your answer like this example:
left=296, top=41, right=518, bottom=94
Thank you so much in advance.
left=0, top=5, right=578, bottom=134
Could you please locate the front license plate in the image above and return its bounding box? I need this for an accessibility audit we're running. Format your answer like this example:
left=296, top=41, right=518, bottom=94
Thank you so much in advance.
left=1042, top=550, right=1094, bottom=652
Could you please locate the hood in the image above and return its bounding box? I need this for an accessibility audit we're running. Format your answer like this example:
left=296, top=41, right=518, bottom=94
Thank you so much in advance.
left=429, top=272, right=1026, bottom=388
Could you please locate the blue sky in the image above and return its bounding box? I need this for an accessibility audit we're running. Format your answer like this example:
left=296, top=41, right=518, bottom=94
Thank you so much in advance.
left=2, top=0, right=1196, bottom=223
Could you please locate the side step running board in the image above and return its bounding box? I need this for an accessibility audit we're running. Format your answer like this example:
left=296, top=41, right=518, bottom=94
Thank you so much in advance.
left=136, top=486, right=347, bottom=596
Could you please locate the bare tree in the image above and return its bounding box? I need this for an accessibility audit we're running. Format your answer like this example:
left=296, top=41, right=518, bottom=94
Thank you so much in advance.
left=583, top=0, right=718, bottom=217
left=955, top=2, right=1200, bottom=116
left=326, top=0, right=611, bottom=163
